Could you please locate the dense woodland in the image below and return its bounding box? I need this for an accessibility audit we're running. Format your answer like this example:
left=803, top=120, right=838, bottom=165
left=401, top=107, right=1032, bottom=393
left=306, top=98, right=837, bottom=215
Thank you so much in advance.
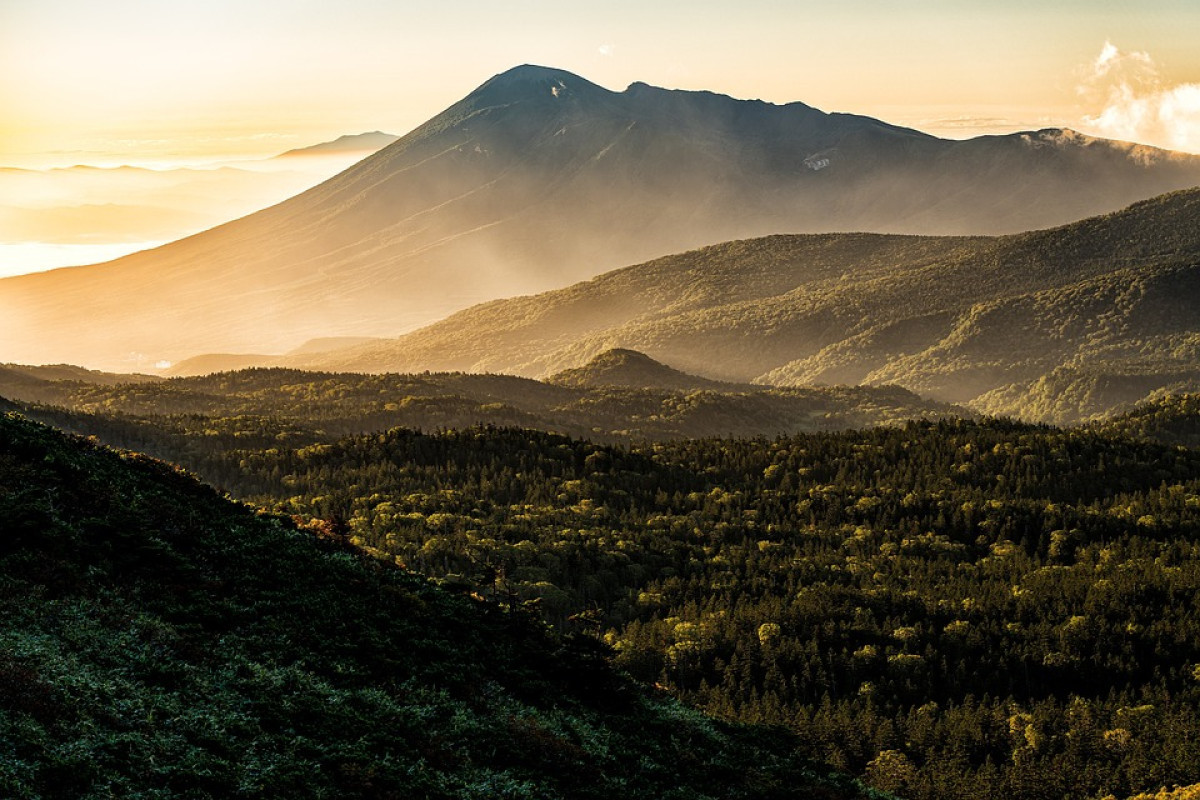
left=0, top=410, right=879, bottom=799
left=6, top=385, right=1200, bottom=799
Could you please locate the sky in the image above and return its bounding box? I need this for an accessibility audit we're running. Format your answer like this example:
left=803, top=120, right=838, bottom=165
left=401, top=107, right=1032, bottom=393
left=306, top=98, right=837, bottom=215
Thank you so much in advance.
left=1, top=0, right=1199, bottom=275
left=3, top=0, right=1200, bottom=166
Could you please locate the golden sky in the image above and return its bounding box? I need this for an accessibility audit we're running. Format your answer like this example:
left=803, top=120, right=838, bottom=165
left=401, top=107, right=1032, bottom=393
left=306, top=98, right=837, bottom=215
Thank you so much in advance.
left=3, top=0, right=1200, bottom=167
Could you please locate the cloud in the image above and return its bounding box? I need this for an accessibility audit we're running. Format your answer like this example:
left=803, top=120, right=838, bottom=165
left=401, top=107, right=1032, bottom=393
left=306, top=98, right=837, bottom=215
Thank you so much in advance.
left=923, top=116, right=1025, bottom=131
left=597, top=44, right=614, bottom=57
left=1078, top=41, right=1200, bottom=154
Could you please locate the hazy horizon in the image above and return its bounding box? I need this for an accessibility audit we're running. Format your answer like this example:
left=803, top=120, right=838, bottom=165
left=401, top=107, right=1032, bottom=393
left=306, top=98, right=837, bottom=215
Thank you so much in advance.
left=3, top=1, right=1200, bottom=278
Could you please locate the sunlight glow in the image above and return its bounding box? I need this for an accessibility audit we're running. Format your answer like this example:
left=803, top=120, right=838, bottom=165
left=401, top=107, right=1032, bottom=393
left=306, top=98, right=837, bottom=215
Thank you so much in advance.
left=2, top=1, right=1199, bottom=278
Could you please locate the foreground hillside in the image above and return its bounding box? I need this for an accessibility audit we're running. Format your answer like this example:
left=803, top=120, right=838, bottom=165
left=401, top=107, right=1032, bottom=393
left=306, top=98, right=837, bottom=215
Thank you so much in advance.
left=292, top=189, right=1200, bottom=423
left=8, top=391, right=1200, bottom=799
left=4, top=65, right=1200, bottom=370
left=0, top=410, right=877, bottom=799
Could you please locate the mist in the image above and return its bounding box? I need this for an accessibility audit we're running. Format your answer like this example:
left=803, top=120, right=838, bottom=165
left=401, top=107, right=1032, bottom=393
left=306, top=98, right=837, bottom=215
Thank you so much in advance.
left=1079, top=41, right=1200, bottom=154
left=0, top=148, right=391, bottom=279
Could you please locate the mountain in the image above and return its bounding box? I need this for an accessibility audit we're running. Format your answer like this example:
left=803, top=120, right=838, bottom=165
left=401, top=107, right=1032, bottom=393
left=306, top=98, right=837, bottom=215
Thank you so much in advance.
left=0, top=409, right=879, bottom=798
left=3, top=64, right=1200, bottom=370
left=0, top=362, right=159, bottom=385
left=273, top=130, right=399, bottom=158
left=0, top=363, right=160, bottom=404
left=290, top=188, right=1200, bottom=423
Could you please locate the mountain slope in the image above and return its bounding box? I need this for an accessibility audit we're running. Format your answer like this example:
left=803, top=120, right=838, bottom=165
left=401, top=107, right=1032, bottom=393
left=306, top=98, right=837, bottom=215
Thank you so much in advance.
left=292, top=189, right=1200, bottom=422
left=0, top=409, right=879, bottom=799
left=3, top=65, right=1200, bottom=370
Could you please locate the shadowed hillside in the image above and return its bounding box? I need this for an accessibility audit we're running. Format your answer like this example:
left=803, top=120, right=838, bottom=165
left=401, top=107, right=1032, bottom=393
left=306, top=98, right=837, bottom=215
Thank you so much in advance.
left=0, top=410, right=880, bottom=799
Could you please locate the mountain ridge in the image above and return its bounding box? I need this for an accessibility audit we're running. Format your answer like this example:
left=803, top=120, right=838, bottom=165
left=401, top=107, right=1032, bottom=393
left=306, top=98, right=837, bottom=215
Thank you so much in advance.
left=274, top=130, right=399, bottom=158
left=3, top=64, right=1200, bottom=370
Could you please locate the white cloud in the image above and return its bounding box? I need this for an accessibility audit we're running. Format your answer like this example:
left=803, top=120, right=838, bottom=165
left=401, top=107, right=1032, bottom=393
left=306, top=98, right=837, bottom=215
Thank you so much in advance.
left=597, top=44, right=614, bottom=57
left=1078, top=41, right=1200, bottom=154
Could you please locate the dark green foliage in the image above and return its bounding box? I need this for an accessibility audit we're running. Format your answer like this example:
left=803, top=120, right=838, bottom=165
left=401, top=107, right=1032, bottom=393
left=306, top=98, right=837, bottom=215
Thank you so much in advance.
left=8, top=389, right=1200, bottom=799
left=0, top=411, right=877, bottom=800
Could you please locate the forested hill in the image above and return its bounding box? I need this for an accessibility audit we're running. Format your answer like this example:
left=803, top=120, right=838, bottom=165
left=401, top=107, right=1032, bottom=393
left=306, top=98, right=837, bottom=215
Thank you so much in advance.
left=290, top=188, right=1200, bottom=424
left=0, top=409, right=878, bottom=799
left=0, top=363, right=963, bottom=443
left=1098, top=393, right=1200, bottom=448
left=548, top=348, right=740, bottom=391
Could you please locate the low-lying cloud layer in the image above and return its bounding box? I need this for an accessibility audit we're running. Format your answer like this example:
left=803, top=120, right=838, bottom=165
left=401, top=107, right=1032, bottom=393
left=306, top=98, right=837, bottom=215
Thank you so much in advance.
left=1080, top=41, right=1200, bottom=154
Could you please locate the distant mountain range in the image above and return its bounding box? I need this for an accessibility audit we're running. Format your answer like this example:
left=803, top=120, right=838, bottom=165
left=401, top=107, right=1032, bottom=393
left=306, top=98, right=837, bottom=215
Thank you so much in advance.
left=274, top=130, right=399, bottom=158
left=0, top=132, right=400, bottom=274
left=1, top=354, right=964, bottom=443
left=3, top=64, right=1200, bottom=370
left=274, top=188, right=1200, bottom=424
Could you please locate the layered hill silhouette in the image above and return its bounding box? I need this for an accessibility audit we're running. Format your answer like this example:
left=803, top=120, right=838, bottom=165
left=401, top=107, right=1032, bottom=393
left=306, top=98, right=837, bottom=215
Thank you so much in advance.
left=287, top=188, right=1200, bottom=424
left=1, top=357, right=963, bottom=443
left=3, top=64, right=1200, bottom=370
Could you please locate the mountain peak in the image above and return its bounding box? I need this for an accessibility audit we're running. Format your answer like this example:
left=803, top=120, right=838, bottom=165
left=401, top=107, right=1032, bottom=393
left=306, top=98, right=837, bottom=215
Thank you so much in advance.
left=491, top=63, right=581, bottom=82
left=470, top=64, right=609, bottom=102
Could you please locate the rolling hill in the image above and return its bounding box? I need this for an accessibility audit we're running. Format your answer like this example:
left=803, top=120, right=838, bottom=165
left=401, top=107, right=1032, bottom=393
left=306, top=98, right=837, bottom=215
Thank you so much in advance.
left=3, top=65, right=1200, bottom=371
left=287, top=188, right=1200, bottom=424
left=0, top=356, right=964, bottom=445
